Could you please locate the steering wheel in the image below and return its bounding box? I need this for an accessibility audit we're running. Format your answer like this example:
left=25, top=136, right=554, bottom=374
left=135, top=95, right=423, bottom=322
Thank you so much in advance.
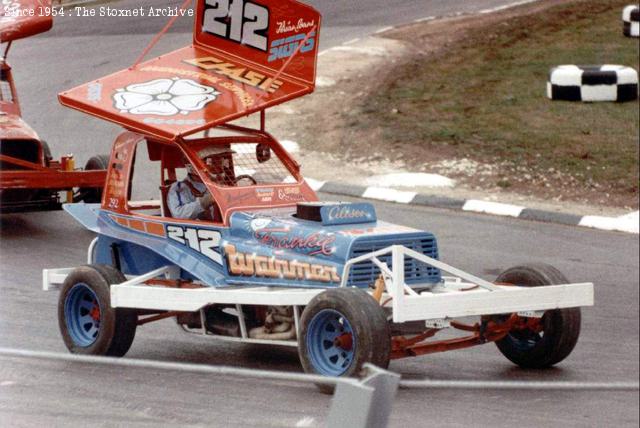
left=234, top=174, right=258, bottom=186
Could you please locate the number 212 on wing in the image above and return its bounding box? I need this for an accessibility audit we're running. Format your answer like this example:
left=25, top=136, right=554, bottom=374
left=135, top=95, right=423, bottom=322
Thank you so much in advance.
left=202, top=0, right=269, bottom=51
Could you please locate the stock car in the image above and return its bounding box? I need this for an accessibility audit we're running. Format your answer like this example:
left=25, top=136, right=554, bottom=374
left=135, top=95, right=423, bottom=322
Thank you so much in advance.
left=42, top=0, right=594, bottom=387
left=0, top=0, right=107, bottom=213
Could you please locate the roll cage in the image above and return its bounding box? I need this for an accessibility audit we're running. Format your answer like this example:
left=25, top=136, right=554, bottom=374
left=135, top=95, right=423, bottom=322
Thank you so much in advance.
left=106, top=123, right=318, bottom=226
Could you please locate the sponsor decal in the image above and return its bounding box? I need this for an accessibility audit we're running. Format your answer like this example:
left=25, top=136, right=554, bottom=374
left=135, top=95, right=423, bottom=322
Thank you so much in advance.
left=139, top=66, right=254, bottom=109
left=105, top=144, right=129, bottom=204
left=222, top=188, right=257, bottom=205
left=113, top=77, right=220, bottom=116
left=225, top=244, right=340, bottom=283
left=87, top=82, right=102, bottom=102
left=268, top=31, right=315, bottom=62
left=183, top=56, right=284, bottom=94
left=327, top=206, right=369, bottom=221
left=320, top=203, right=376, bottom=225
left=250, top=217, right=272, bottom=231
left=275, top=18, right=315, bottom=35
left=254, top=227, right=336, bottom=256
left=255, top=187, right=274, bottom=202
left=277, top=187, right=304, bottom=202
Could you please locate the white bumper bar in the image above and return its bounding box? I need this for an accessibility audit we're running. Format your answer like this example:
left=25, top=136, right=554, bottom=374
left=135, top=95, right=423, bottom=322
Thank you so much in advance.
left=43, top=245, right=593, bottom=323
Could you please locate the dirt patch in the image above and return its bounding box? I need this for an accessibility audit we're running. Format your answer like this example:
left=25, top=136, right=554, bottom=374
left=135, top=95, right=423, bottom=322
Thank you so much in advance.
left=259, top=0, right=639, bottom=214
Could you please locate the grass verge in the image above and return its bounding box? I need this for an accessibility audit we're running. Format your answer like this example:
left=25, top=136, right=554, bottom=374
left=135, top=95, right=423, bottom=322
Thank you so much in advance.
left=360, top=0, right=639, bottom=207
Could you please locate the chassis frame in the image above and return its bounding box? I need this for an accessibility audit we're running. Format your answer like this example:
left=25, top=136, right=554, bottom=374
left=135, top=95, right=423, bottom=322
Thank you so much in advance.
left=44, top=243, right=594, bottom=358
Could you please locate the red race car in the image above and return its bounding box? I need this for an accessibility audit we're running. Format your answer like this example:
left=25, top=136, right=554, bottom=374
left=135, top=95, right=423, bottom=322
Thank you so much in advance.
left=0, top=0, right=107, bottom=213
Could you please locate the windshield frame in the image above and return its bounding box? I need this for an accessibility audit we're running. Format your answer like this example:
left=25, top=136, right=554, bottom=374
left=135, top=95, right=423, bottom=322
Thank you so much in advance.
left=176, top=126, right=317, bottom=223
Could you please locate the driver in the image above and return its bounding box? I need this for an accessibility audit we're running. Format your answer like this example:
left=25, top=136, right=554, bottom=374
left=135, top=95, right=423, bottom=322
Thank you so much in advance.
left=167, top=158, right=214, bottom=220
left=199, top=146, right=235, bottom=185
left=167, top=147, right=234, bottom=221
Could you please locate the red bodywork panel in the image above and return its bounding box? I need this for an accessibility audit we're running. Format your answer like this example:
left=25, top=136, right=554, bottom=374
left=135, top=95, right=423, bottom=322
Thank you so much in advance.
left=59, top=0, right=321, bottom=142
left=1, top=2, right=106, bottom=200
left=0, top=114, right=38, bottom=139
left=0, top=0, right=53, bottom=43
left=1, top=61, right=21, bottom=116
left=102, top=129, right=318, bottom=225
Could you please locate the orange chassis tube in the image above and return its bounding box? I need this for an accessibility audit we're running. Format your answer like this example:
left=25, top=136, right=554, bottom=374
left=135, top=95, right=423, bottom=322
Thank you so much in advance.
left=0, top=154, right=106, bottom=190
left=390, top=314, right=539, bottom=360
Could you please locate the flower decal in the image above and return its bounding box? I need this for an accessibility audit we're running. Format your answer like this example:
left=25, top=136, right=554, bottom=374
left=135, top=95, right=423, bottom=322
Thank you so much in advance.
left=113, top=78, right=220, bottom=116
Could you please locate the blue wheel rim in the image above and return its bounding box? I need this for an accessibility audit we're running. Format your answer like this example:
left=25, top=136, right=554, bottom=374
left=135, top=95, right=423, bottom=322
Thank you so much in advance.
left=64, top=283, right=101, bottom=347
left=508, top=328, right=543, bottom=351
left=306, top=309, right=356, bottom=376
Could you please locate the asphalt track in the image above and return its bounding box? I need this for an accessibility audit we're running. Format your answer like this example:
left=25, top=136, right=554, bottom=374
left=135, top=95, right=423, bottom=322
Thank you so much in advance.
left=1, top=0, right=639, bottom=426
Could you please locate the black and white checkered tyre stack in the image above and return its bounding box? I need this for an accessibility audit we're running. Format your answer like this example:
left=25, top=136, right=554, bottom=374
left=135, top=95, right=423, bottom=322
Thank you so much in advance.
left=547, top=65, right=638, bottom=102
left=623, top=4, right=639, bottom=37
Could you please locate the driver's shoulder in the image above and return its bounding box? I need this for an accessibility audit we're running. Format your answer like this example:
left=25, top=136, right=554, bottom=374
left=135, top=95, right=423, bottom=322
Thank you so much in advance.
left=169, top=180, right=190, bottom=195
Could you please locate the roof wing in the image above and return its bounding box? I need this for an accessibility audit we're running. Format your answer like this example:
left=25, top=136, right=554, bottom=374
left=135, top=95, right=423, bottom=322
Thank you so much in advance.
left=58, top=0, right=321, bottom=142
left=1, top=0, right=53, bottom=43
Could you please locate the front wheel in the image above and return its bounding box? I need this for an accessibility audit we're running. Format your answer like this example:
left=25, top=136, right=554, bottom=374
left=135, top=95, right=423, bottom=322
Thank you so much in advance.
left=58, top=264, right=137, bottom=357
left=298, top=288, right=391, bottom=393
left=492, top=263, right=581, bottom=368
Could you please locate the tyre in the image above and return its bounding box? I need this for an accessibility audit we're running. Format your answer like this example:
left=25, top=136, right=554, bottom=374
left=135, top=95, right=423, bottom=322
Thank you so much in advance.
left=58, top=264, right=137, bottom=357
left=79, top=154, right=110, bottom=203
left=493, top=263, right=581, bottom=368
left=298, top=288, right=391, bottom=393
left=40, top=140, right=52, bottom=166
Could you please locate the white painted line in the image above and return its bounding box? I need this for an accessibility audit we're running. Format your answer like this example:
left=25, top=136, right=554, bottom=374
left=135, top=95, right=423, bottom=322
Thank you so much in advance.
left=328, top=46, right=388, bottom=56
left=271, top=105, right=296, bottom=115
left=463, top=200, right=524, bottom=217
left=318, top=50, right=328, bottom=57
left=0, top=381, right=16, bottom=386
left=306, top=178, right=326, bottom=191
left=479, top=0, right=539, bottom=14
left=414, top=16, right=436, bottom=23
left=362, top=187, right=417, bottom=204
left=295, top=416, right=316, bottom=427
left=316, top=76, right=337, bottom=88
left=366, top=172, right=455, bottom=188
left=374, top=26, right=394, bottom=34
left=579, top=211, right=639, bottom=234
left=344, top=37, right=361, bottom=45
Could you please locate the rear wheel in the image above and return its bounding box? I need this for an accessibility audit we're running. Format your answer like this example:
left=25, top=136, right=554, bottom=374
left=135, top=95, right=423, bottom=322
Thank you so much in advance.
left=58, top=264, right=137, bottom=357
left=493, top=264, right=581, bottom=368
left=78, top=154, right=109, bottom=203
left=299, top=288, right=390, bottom=393
left=40, top=140, right=52, bottom=166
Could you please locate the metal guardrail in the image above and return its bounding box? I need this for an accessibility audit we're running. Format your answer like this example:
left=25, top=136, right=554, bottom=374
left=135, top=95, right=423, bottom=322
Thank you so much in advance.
left=0, top=347, right=399, bottom=428
left=400, top=379, right=639, bottom=391
left=1, top=347, right=637, bottom=427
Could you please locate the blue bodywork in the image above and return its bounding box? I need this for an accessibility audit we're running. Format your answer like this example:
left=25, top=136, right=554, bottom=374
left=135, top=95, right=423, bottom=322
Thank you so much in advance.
left=65, top=202, right=441, bottom=289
